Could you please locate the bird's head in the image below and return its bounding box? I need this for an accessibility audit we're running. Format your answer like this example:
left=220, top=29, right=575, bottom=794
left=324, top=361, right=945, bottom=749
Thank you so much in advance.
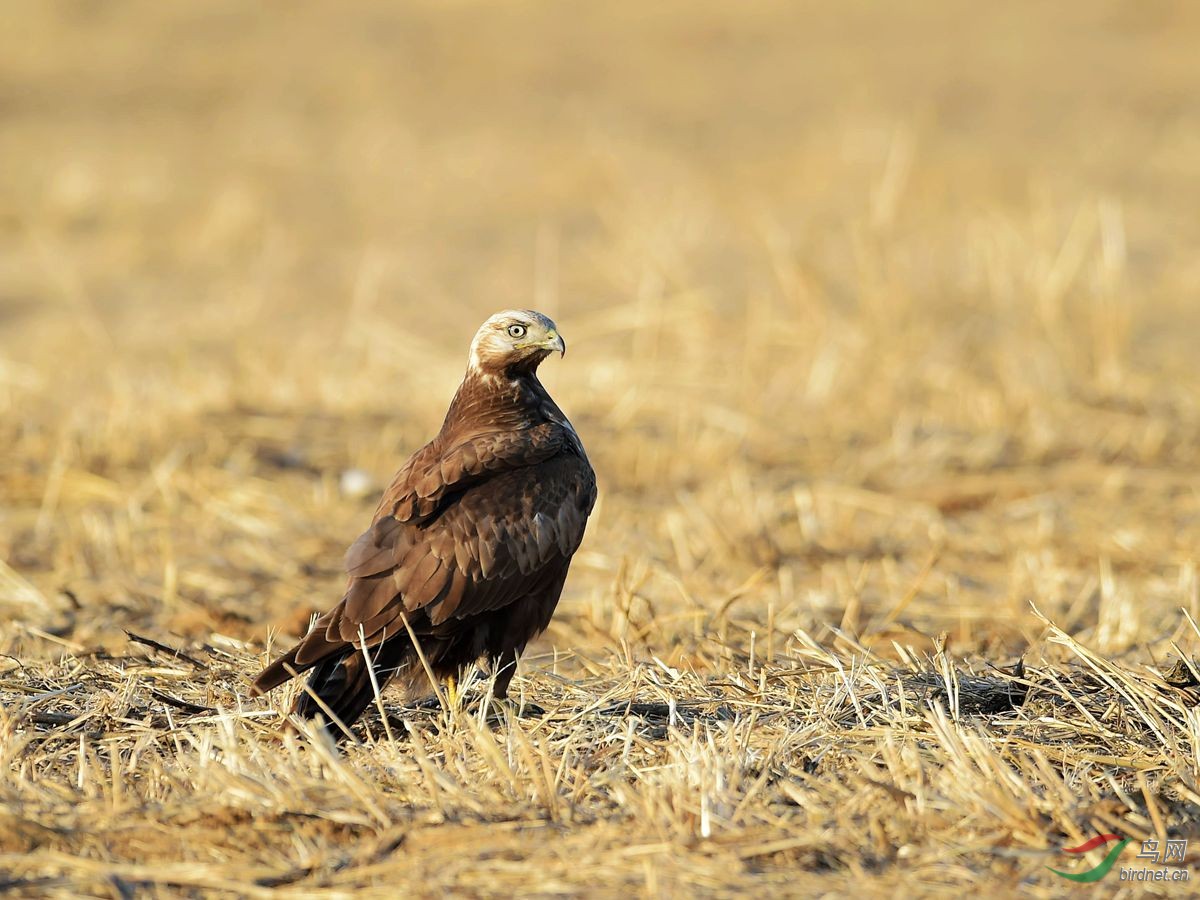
left=468, top=309, right=566, bottom=376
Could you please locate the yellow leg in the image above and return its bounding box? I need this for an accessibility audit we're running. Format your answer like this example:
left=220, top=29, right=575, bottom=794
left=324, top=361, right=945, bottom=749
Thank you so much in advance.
left=445, top=674, right=457, bottom=709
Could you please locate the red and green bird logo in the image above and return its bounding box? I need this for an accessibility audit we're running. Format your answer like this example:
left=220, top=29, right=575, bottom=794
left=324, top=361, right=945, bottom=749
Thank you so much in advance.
left=1047, top=835, right=1130, bottom=882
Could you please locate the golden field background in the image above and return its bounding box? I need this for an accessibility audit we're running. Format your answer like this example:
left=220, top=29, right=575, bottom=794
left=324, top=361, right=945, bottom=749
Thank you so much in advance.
left=3, top=1, right=1200, bottom=896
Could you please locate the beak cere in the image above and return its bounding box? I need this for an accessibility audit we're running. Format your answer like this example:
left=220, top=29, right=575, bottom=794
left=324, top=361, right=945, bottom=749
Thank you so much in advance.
left=549, top=332, right=566, bottom=357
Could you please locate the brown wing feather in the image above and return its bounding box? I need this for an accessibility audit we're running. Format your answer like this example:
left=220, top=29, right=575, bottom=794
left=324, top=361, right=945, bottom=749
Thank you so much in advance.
left=344, top=517, right=405, bottom=578
left=369, top=423, right=565, bottom=527
left=428, top=457, right=591, bottom=622
left=379, top=453, right=593, bottom=625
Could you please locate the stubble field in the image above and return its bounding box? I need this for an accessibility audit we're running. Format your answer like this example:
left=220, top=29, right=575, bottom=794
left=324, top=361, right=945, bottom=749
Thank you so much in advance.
left=3, top=1, right=1200, bottom=896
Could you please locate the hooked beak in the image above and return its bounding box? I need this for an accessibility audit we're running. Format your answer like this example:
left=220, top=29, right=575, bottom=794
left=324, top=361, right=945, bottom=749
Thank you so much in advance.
left=545, top=330, right=566, bottom=357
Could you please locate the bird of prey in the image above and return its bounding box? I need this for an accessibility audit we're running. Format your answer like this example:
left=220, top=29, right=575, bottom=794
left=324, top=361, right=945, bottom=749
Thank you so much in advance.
left=250, top=310, right=596, bottom=735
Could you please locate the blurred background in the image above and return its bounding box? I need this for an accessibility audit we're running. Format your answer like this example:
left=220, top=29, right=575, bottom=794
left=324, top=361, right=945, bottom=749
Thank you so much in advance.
left=3, top=0, right=1200, bottom=665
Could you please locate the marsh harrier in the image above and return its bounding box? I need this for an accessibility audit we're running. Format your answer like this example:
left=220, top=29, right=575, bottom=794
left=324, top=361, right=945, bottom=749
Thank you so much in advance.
left=250, top=310, right=595, bottom=735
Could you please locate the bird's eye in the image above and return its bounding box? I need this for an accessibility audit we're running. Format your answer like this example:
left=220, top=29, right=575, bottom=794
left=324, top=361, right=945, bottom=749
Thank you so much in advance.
left=507, top=324, right=527, bottom=338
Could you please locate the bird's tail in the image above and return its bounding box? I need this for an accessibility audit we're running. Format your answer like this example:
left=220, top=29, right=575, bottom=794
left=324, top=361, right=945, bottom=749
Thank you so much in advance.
left=256, top=640, right=414, bottom=740
left=294, top=650, right=384, bottom=736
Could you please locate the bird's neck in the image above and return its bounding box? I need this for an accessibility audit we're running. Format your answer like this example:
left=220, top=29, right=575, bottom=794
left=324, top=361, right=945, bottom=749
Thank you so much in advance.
left=442, top=368, right=550, bottom=436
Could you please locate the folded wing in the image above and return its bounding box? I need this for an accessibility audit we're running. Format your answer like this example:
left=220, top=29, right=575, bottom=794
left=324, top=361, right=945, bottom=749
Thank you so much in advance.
left=251, top=425, right=594, bottom=692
